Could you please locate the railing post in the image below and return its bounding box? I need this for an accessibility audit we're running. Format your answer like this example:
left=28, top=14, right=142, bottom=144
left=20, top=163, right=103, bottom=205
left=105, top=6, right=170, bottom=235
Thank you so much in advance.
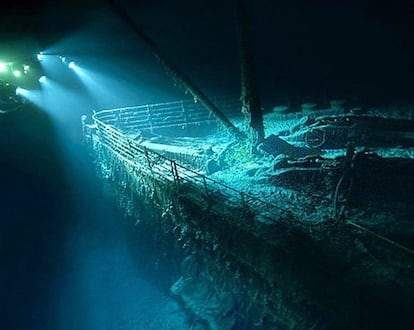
left=202, top=175, right=209, bottom=196
left=171, top=160, right=180, bottom=181
left=171, top=160, right=180, bottom=185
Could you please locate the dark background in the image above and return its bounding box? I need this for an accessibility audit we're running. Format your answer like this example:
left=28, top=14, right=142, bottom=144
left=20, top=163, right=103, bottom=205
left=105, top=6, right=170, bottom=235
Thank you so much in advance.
left=1, top=0, right=414, bottom=109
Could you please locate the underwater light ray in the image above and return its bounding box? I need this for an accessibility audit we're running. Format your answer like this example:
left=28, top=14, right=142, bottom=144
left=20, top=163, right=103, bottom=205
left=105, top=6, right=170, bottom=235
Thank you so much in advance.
left=0, top=62, right=7, bottom=71
left=15, top=88, right=44, bottom=108
left=69, top=63, right=126, bottom=108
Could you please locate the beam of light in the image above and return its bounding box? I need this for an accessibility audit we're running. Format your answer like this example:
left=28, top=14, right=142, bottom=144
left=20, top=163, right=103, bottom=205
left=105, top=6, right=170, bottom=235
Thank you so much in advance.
left=15, top=87, right=28, bottom=96
left=36, top=52, right=77, bottom=86
left=37, top=52, right=61, bottom=63
left=36, top=52, right=63, bottom=75
left=0, top=62, right=7, bottom=72
left=68, top=63, right=124, bottom=108
left=39, top=78, right=91, bottom=125
left=16, top=79, right=85, bottom=120
left=15, top=87, right=43, bottom=108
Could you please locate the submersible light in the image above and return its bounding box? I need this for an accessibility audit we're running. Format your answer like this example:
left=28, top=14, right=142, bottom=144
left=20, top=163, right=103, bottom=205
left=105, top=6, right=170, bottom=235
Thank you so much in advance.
left=0, top=62, right=7, bottom=72
left=13, top=70, right=22, bottom=77
left=38, top=75, right=47, bottom=84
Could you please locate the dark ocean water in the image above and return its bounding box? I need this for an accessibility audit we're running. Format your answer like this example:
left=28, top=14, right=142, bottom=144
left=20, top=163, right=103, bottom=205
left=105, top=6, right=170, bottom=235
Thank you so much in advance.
left=0, top=107, right=190, bottom=330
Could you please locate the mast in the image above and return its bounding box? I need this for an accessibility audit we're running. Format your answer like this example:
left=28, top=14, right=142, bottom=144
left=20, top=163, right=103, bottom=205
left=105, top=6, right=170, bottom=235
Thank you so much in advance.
left=108, top=0, right=243, bottom=139
left=236, top=0, right=265, bottom=149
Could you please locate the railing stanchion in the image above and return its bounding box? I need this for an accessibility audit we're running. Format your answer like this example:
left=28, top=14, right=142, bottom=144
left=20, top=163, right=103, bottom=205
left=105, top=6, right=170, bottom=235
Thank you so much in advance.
left=171, top=160, right=180, bottom=186
left=202, top=175, right=209, bottom=196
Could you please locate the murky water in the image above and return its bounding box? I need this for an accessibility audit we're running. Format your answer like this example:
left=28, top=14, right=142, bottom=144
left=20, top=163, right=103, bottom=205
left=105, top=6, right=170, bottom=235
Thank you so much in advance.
left=0, top=108, right=191, bottom=330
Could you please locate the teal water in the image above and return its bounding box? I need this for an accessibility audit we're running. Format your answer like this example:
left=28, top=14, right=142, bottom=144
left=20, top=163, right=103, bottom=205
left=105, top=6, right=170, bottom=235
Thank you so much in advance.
left=0, top=107, right=190, bottom=330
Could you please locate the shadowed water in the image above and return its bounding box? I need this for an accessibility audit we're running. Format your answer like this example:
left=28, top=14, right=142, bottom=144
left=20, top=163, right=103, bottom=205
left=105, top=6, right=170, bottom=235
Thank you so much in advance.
left=0, top=107, right=190, bottom=330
